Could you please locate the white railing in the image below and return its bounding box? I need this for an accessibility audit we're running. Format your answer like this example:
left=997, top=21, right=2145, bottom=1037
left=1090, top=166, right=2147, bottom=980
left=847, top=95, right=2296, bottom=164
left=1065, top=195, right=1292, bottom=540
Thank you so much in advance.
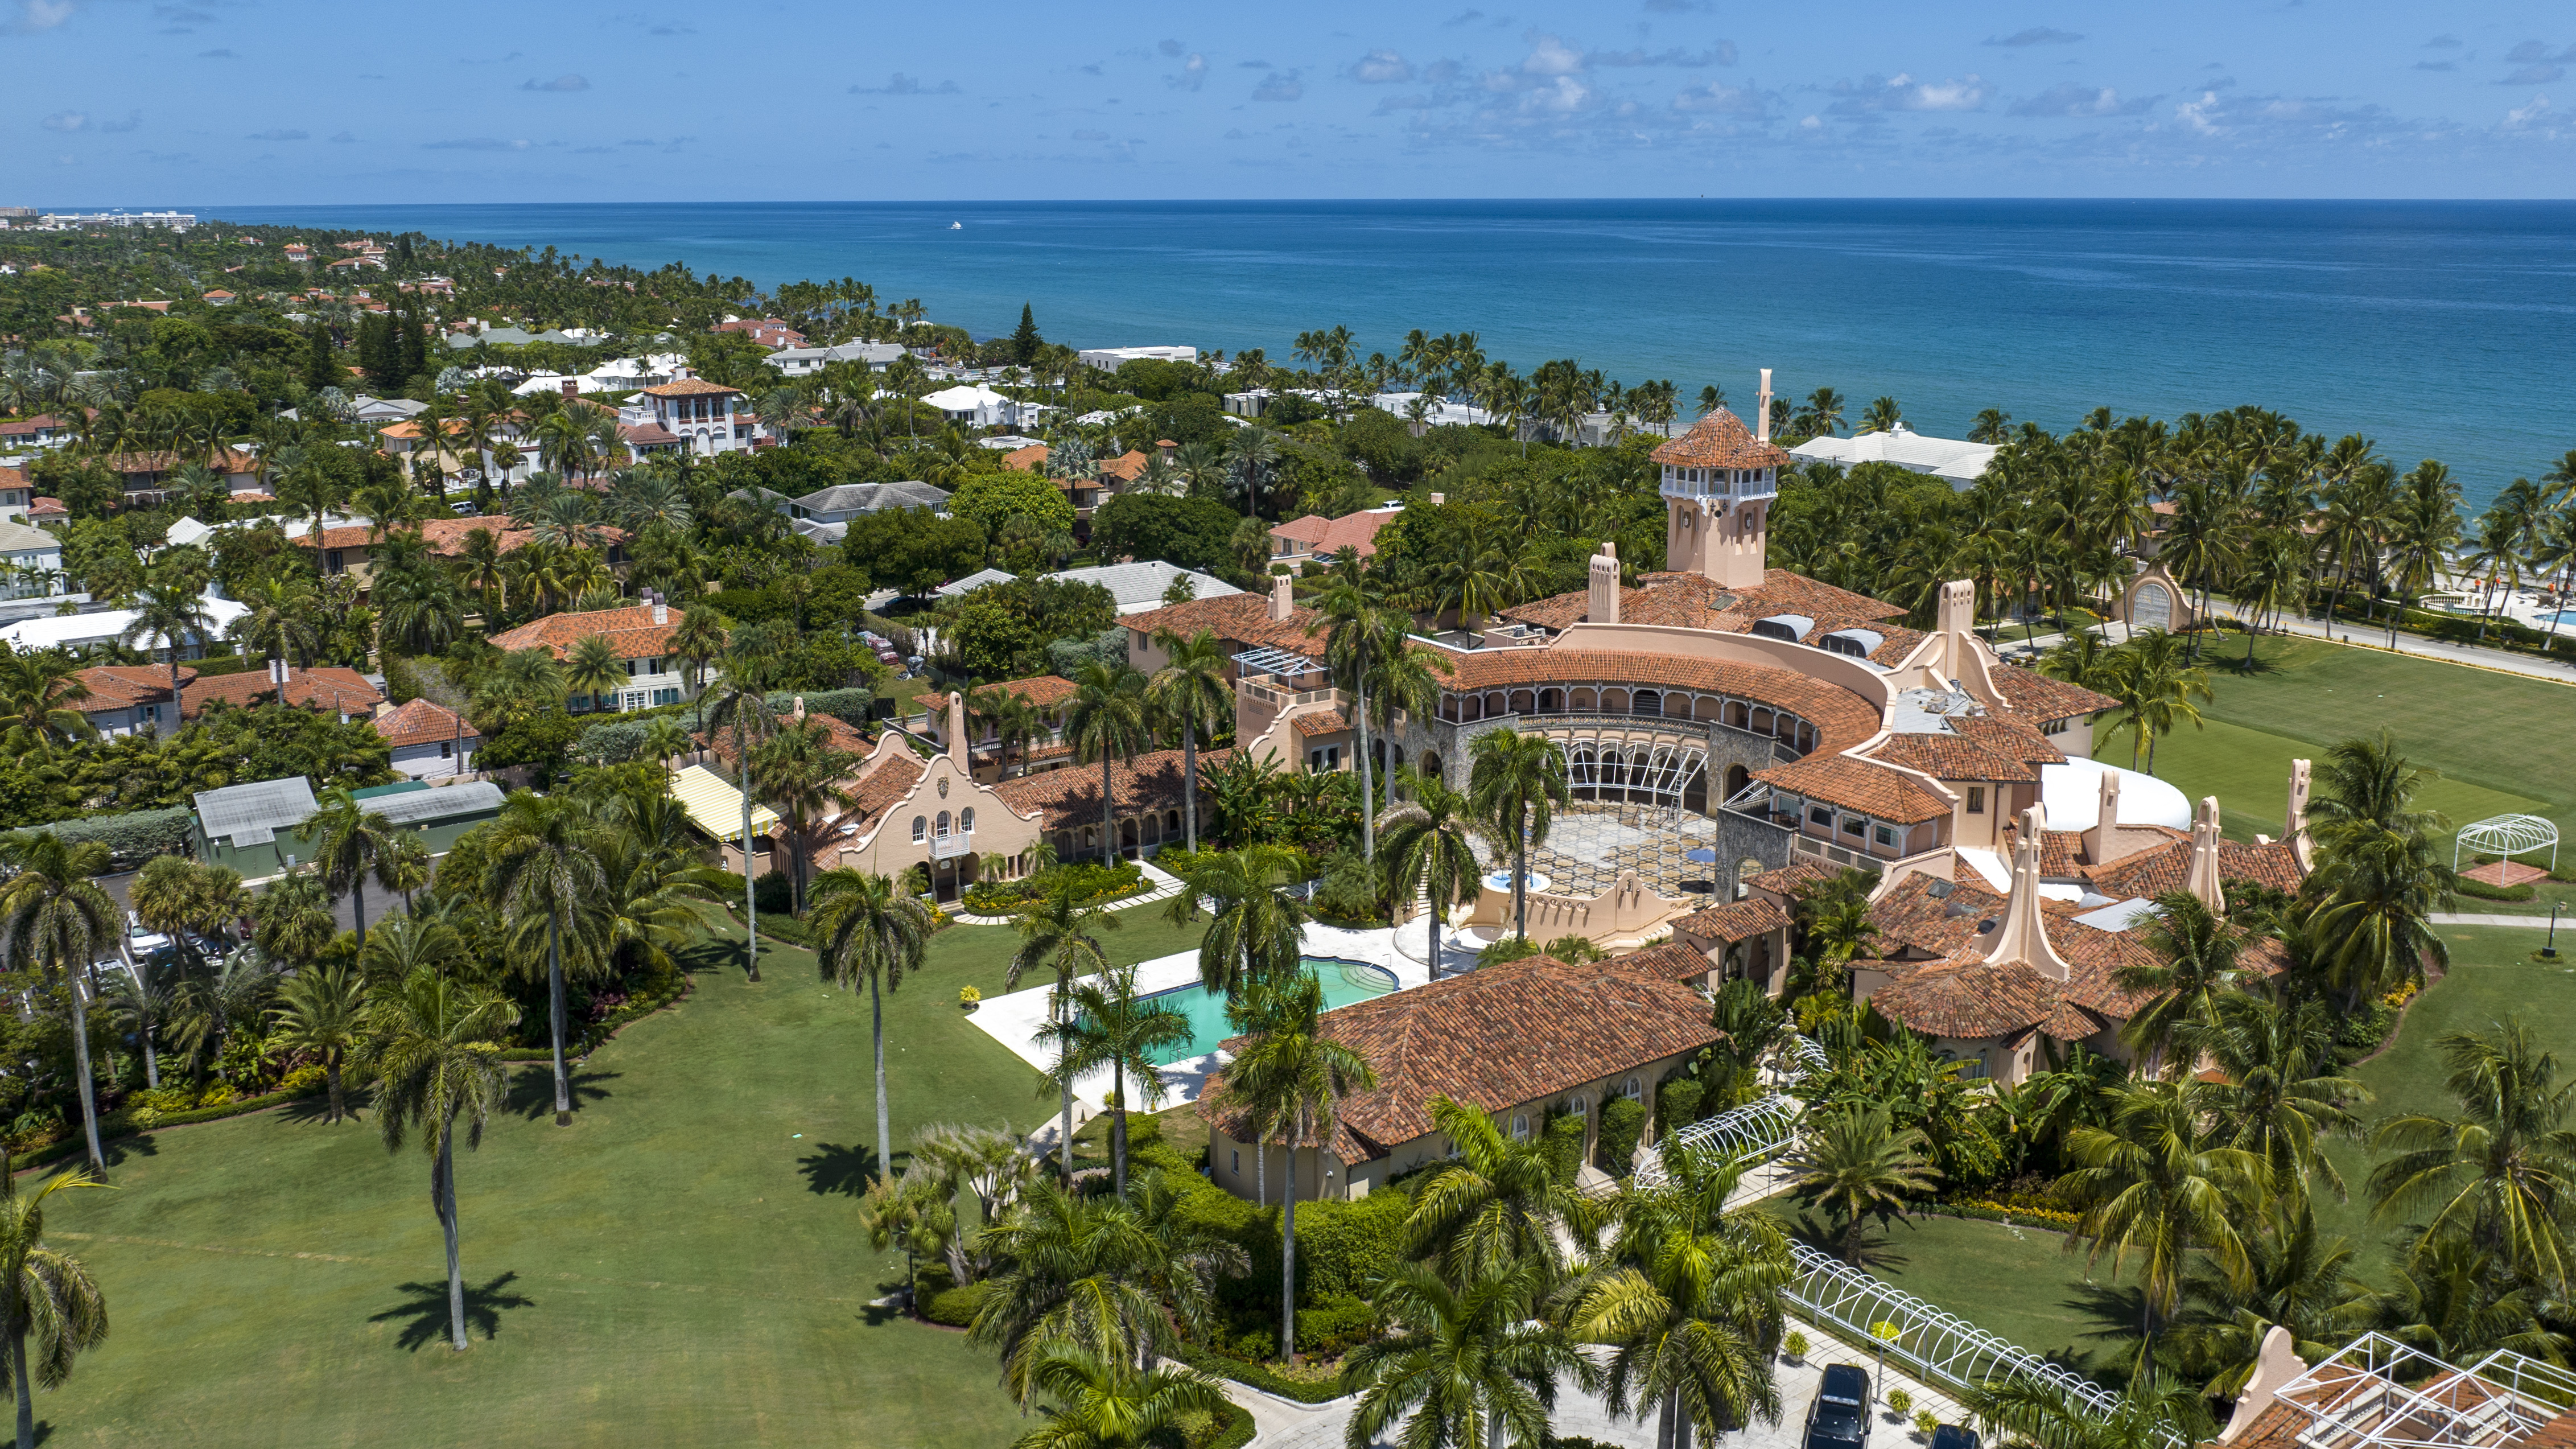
left=930, top=831, right=974, bottom=861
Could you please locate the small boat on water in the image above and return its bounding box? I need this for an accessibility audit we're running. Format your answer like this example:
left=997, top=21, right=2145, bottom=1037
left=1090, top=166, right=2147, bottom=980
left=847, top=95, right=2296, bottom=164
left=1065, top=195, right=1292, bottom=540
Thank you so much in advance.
left=950, top=222, right=962, bottom=230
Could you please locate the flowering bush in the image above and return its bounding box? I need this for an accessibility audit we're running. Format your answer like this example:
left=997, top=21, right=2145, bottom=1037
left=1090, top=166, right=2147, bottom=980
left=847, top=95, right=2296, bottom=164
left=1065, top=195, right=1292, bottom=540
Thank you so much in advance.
left=958, top=985, right=982, bottom=1007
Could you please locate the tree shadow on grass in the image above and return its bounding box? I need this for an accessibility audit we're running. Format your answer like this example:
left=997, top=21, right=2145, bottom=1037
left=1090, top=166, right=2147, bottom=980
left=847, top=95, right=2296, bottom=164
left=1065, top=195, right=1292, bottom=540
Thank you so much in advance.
left=504, top=1065, right=620, bottom=1121
left=2059, top=1279, right=2149, bottom=1386
left=278, top=1095, right=362, bottom=1126
left=369, top=1272, right=536, bottom=1352
left=799, top=1142, right=879, bottom=1198
left=97, top=1133, right=162, bottom=1170
left=1779, top=1208, right=1912, bottom=1273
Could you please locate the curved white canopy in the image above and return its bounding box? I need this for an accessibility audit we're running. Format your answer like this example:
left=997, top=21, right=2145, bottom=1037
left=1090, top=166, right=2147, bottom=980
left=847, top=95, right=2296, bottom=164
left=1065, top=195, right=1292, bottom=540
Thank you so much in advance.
left=2037, top=759, right=2191, bottom=832
left=2453, top=813, right=2559, bottom=871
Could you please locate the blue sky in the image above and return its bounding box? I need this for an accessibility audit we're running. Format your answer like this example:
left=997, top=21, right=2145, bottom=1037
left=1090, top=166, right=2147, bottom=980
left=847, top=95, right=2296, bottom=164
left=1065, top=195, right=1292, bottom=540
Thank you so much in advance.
left=9, top=0, right=2573, bottom=203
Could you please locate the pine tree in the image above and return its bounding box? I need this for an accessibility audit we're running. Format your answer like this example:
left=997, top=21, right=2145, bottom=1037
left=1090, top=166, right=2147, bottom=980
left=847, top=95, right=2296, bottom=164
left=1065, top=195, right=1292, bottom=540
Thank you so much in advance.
left=303, top=320, right=338, bottom=393
left=1012, top=303, right=1041, bottom=365
left=395, top=304, right=428, bottom=390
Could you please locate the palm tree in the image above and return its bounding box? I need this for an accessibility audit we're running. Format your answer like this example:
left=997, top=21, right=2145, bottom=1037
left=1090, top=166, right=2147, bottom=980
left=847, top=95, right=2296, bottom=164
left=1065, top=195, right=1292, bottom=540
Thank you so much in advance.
left=116, top=583, right=211, bottom=714
left=2166, top=1201, right=2363, bottom=1398
left=0, top=834, right=118, bottom=1176
left=1160, top=843, right=1309, bottom=999
left=2367, top=1016, right=2576, bottom=1291
left=2170, top=991, right=2368, bottom=1208
left=1856, top=396, right=1902, bottom=434
left=564, top=635, right=624, bottom=715
left=751, top=714, right=858, bottom=915
left=1568, top=1146, right=1793, bottom=1449
left=268, top=961, right=368, bottom=1123
left=1144, top=628, right=1230, bottom=851
left=971, top=1176, right=1238, bottom=1401
left=483, top=791, right=605, bottom=1126
left=1007, top=1346, right=1229, bottom=1449
left=2344, top=1234, right=2569, bottom=1365
left=227, top=572, right=323, bottom=672
left=807, top=868, right=935, bottom=1188
left=2114, top=890, right=2246, bottom=1071
left=304, top=786, right=399, bottom=944
left=2305, top=732, right=2454, bottom=1010
left=1341, top=1257, right=1576, bottom=1449
left=1784, top=1104, right=1943, bottom=1262
left=1320, top=561, right=1402, bottom=860
left=2058, top=1078, right=2265, bottom=1341
left=1468, top=729, right=1568, bottom=942
left=1376, top=766, right=1482, bottom=981
left=2100, top=628, right=2212, bottom=775
left=1963, top=1369, right=2215, bottom=1449
left=1064, top=661, right=1148, bottom=866
left=1403, top=1094, right=1602, bottom=1286
left=703, top=666, right=776, bottom=981
left=0, top=653, right=93, bottom=755
left=1008, top=883, right=1118, bottom=1182
left=360, top=968, right=518, bottom=1353
left=0, top=1154, right=108, bottom=1449
left=1214, top=973, right=1374, bottom=1365
left=1037, top=960, right=1189, bottom=1194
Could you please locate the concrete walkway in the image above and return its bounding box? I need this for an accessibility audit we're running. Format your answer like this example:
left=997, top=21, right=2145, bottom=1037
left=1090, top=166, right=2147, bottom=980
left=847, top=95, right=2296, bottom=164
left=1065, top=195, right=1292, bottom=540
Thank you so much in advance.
left=2431, top=912, right=2566, bottom=928
left=2196, top=605, right=2576, bottom=687
left=1236, top=1314, right=1967, bottom=1448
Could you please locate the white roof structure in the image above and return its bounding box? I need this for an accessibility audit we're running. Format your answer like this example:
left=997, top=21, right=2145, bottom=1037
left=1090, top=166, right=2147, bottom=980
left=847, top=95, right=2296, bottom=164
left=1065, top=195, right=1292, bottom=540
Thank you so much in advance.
left=2453, top=813, right=2558, bottom=872
left=1044, top=561, right=1242, bottom=616
left=0, top=593, right=249, bottom=654
left=935, top=567, right=1017, bottom=599
left=1369, top=392, right=1495, bottom=427
left=193, top=775, right=319, bottom=849
left=1791, top=423, right=1996, bottom=489
left=921, top=383, right=1008, bottom=411
left=1078, top=345, right=1197, bottom=371
left=2038, top=759, right=2190, bottom=831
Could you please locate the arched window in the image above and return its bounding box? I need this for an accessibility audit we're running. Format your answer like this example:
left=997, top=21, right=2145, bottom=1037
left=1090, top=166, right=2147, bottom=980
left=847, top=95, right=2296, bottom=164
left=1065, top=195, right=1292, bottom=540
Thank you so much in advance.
left=910, top=816, right=926, bottom=842
left=960, top=807, right=975, bottom=833
left=1570, top=1093, right=1589, bottom=1119
left=1511, top=1114, right=1530, bottom=1141
left=1622, top=1076, right=1642, bottom=1100
left=1633, top=690, right=1661, bottom=717
left=936, top=810, right=951, bottom=835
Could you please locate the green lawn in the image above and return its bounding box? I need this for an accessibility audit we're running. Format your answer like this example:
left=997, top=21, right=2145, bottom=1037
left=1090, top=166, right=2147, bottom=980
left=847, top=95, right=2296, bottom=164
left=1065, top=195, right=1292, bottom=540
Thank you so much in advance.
left=1825, top=1214, right=2142, bottom=1377
left=31, top=911, right=1206, bottom=1449
left=2098, top=715, right=2550, bottom=846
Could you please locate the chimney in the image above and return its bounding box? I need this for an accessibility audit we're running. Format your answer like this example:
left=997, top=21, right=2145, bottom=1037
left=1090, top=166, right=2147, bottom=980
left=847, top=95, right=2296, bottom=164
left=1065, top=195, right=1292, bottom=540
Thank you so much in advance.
left=944, top=690, right=970, bottom=772
left=793, top=695, right=807, bottom=722
left=1985, top=804, right=2072, bottom=982
left=1936, top=579, right=1975, bottom=644
left=560, top=378, right=578, bottom=400
left=1269, top=573, right=1293, bottom=623
left=2285, top=758, right=2313, bottom=872
left=2185, top=795, right=2226, bottom=916
left=1754, top=367, right=1773, bottom=444
left=650, top=587, right=668, bottom=626
left=1588, top=541, right=1621, bottom=625
left=2083, top=769, right=2121, bottom=866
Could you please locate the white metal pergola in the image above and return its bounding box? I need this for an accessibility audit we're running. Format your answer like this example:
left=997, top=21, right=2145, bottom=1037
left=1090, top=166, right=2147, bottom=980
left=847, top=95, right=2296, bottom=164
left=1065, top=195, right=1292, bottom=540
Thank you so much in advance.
left=2271, top=1333, right=2576, bottom=1449
left=2453, top=814, right=2560, bottom=875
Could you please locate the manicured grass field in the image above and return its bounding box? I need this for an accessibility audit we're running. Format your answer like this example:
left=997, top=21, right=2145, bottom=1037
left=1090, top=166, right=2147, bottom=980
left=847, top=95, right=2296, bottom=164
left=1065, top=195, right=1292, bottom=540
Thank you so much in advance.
left=29, top=910, right=1208, bottom=1449
left=1824, top=1213, right=2142, bottom=1378
left=2097, top=715, right=2549, bottom=845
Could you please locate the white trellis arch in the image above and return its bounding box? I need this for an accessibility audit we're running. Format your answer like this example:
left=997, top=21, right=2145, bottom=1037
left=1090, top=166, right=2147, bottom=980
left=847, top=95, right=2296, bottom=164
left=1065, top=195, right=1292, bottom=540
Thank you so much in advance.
left=2453, top=814, right=2559, bottom=874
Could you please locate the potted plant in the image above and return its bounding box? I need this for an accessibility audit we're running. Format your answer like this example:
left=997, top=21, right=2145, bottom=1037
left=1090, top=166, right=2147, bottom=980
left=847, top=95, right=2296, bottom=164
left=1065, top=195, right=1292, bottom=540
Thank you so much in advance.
left=958, top=984, right=982, bottom=1011
left=1782, top=1331, right=1809, bottom=1365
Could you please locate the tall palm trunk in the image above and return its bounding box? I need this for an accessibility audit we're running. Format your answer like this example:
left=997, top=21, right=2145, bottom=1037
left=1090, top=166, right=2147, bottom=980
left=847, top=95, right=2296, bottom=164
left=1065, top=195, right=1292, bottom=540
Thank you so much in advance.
left=1355, top=668, right=1375, bottom=863
left=739, top=749, right=761, bottom=982
left=1281, top=1131, right=1300, bottom=1365
left=352, top=872, right=368, bottom=944
left=1511, top=823, right=1529, bottom=941
left=436, top=1114, right=467, bottom=1352
left=11, top=1324, right=31, bottom=1449
left=136, top=952, right=159, bottom=1090
left=871, top=970, right=890, bottom=1185
left=547, top=912, right=570, bottom=1125
left=1181, top=722, right=1198, bottom=851
left=66, top=982, right=104, bottom=1178
left=1101, top=752, right=1116, bottom=865
left=1656, top=1386, right=1678, bottom=1449
left=1427, top=879, right=1442, bottom=980
left=1056, top=985, right=1075, bottom=1184
left=1110, top=1059, right=1128, bottom=1195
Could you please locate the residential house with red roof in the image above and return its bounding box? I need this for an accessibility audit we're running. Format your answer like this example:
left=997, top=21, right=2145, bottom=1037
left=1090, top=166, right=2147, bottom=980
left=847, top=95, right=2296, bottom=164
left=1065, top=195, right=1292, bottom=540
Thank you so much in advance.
left=72, top=664, right=195, bottom=737
left=180, top=660, right=384, bottom=723
left=1268, top=503, right=1406, bottom=568
left=486, top=593, right=694, bottom=714
left=626, top=378, right=752, bottom=456
left=373, top=698, right=480, bottom=780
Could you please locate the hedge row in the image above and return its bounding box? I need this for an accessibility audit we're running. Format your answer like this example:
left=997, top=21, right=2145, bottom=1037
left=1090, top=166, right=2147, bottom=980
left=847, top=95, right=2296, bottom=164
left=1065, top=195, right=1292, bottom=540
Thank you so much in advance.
left=2455, top=876, right=2540, bottom=903
left=1169, top=1345, right=1347, bottom=1406
left=1203, top=1402, right=1255, bottom=1449
left=31, top=805, right=195, bottom=870
left=1914, top=1198, right=2080, bottom=1231
left=15, top=1077, right=329, bottom=1171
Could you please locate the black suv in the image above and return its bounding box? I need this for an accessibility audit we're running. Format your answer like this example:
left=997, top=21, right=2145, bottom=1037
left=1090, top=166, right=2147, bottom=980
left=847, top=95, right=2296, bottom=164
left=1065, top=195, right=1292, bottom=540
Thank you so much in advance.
left=1929, top=1426, right=1980, bottom=1449
left=1804, top=1364, right=1872, bottom=1449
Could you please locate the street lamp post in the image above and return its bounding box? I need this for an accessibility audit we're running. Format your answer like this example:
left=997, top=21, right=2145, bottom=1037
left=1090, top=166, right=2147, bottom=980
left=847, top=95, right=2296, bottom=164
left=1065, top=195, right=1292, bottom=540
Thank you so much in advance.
left=2545, top=901, right=2561, bottom=960
left=1869, top=1320, right=1900, bottom=1408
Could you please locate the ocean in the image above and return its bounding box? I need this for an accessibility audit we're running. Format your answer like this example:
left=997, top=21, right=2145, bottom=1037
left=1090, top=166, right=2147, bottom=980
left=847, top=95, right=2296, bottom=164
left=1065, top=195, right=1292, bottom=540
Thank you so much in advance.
left=212, top=199, right=2576, bottom=513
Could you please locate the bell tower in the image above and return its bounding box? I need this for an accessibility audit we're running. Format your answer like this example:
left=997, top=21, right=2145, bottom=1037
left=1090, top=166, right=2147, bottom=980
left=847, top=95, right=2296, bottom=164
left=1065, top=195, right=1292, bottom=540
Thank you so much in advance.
left=1653, top=369, right=1788, bottom=591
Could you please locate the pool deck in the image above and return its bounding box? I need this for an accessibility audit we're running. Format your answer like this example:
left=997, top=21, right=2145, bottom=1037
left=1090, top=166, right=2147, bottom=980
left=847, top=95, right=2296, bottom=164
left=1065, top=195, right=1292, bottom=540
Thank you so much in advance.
left=966, top=922, right=1439, bottom=1131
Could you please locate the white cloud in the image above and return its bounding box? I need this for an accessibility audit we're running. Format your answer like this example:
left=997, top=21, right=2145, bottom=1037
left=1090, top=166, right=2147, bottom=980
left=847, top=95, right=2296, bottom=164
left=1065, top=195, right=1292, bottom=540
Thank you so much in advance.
left=1523, top=33, right=1585, bottom=76
left=1168, top=51, right=1206, bottom=90
left=39, top=109, right=84, bottom=131
left=1800, top=114, right=1821, bottom=128
left=5, top=0, right=75, bottom=34
left=2504, top=94, right=2553, bottom=129
left=2010, top=82, right=2151, bottom=117
left=1984, top=27, right=2083, bottom=47
left=1831, top=72, right=1989, bottom=113
left=521, top=74, right=589, bottom=92
left=2176, top=90, right=2223, bottom=134
left=1672, top=81, right=1763, bottom=115
left=1353, top=48, right=1412, bottom=83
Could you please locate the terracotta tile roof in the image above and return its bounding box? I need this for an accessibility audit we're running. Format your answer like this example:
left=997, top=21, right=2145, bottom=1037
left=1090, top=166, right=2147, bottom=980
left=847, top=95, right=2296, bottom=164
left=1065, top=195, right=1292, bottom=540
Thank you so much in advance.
left=1271, top=509, right=1400, bottom=559
left=1755, top=753, right=1952, bottom=824
left=1438, top=649, right=1884, bottom=756
left=620, top=422, right=684, bottom=446
left=1291, top=710, right=1351, bottom=738
left=0, top=415, right=73, bottom=436
left=1871, top=956, right=2104, bottom=1041
left=990, top=674, right=1076, bottom=709
left=1621, top=940, right=1717, bottom=980
left=487, top=602, right=683, bottom=662
left=1122, top=592, right=1328, bottom=657
left=1745, top=861, right=1837, bottom=899
left=29, top=497, right=67, bottom=517
left=373, top=698, right=476, bottom=750
left=1650, top=407, right=1796, bottom=470
left=181, top=665, right=382, bottom=721
left=1499, top=569, right=1906, bottom=647
left=104, top=448, right=258, bottom=477
left=1205, top=954, right=1720, bottom=1162
left=1865, top=715, right=2063, bottom=784
left=990, top=746, right=1234, bottom=831
left=699, top=709, right=875, bottom=769
left=377, top=418, right=471, bottom=442
left=1671, top=896, right=1792, bottom=945
left=838, top=752, right=925, bottom=837
left=640, top=378, right=741, bottom=398
left=2087, top=835, right=2306, bottom=899
left=73, top=664, right=194, bottom=708
left=1989, top=664, right=2118, bottom=724
left=1097, top=450, right=1149, bottom=483
left=1001, top=444, right=1049, bottom=472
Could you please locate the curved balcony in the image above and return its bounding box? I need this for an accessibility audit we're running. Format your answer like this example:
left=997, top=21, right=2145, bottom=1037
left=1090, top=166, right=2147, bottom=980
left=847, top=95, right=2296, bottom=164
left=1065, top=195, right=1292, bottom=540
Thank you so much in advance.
left=1658, top=464, right=1777, bottom=505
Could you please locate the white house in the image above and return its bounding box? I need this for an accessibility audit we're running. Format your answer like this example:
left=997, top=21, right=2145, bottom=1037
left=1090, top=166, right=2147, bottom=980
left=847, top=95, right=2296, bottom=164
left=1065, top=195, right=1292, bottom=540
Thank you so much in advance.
left=0, top=519, right=66, bottom=598
left=1078, top=346, right=1197, bottom=372
left=626, top=379, right=753, bottom=456
left=921, top=384, right=1040, bottom=430
left=949, top=561, right=1240, bottom=618
left=0, top=594, right=248, bottom=658
left=1790, top=423, right=1996, bottom=489
left=768, top=341, right=908, bottom=377
left=372, top=698, right=481, bottom=781
left=794, top=481, right=951, bottom=524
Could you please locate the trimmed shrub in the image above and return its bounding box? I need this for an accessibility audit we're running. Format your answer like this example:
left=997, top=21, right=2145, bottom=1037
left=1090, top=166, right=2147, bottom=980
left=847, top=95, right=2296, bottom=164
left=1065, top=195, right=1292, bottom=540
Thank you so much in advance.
left=1295, top=1293, right=1378, bottom=1357
left=1171, top=1346, right=1343, bottom=1406
left=1597, top=1097, right=1647, bottom=1177
left=1285, top=1189, right=1411, bottom=1301
left=961, top=861, right=1144, bottom=915
left=1540, top=1111, right=1586, bottom=1187
left=753, top=869, right=794, bottom=915
left=38, top=805, right=194, bottom=870
left=1655, top=1077, right=1705, bottom=1136
left=922, top=1279, right=989, bottom=1328
left=1202, top=1403, right=1256, bottom=1449
left=2455, top=875, right=2538, bottom=903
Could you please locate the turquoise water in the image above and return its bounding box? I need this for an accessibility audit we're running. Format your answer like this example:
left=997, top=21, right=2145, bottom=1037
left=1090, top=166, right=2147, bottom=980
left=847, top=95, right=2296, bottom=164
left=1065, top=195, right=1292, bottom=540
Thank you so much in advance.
left=211, top=199, right=2576, bottom=511
left=1144, top=957, right=1398, bottom=1065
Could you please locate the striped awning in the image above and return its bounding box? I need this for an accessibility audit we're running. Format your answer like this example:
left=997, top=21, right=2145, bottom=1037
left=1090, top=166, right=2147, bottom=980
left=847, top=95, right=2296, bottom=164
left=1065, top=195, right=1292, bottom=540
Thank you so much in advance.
left=670, top=764, right=778, bottom=842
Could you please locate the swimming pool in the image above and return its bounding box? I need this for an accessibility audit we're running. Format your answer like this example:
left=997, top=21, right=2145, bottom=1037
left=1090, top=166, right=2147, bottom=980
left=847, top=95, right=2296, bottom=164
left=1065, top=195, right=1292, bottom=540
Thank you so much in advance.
left=1141, top=957, right=1399, bottom=1064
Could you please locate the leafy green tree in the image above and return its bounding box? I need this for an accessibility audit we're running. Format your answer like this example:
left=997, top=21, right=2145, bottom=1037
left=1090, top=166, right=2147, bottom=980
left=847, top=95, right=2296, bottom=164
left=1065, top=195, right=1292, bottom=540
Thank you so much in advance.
left=2368, top=1016, right=2576, bottom=1292
left=1341, top=1257, right=1576, bottom=1449
left=304, top=785, right=401, bottom=943
left=807, top=868, right=935, bottom=1187
left=117, top=584, right=213, bottom=716
left=483, top=791, right=605, bottom=1126
left=1007, top=1346, right=1228, bottom=1449
left=2170, top=991, right=2367, bottom=1207
left=1467, top=728, right=1567, bottom=942
left=268, top=961, right=368, bottom=1123
left=0, top=1154, right=108, bottom=1449
left=360, top=968, right=518, bottom=1353
left=2115, top=890, right=2247, bottom=1070
left=2059, top=1079, right=2265, bottom=1344
left=1064, top=660, right=1148, bottom=867
left=951, top=468, right=1076, bottom=541
left=0, top=653, right=93, bottom=756
left=1963, top=1369, right=2214, bottom=1449
left=0, top=834, right=118, bottom=1175
left=2166, top=1202, right=2363, bottom=1398
left=2344, top=1234, right=2569, bottom=1365
left=971, top=1176, right=1237, bottom=1406
left=1144, top=628, right=1230, bottom=851
left=1215, top=974, right=1375, bottom=1365
left=1036, top=960, right=1188, bottom=1194
left=1011, top=303, right=1042, bottom=366
left=1162, top=844, right=1309, bottom=997
left=1402, top=1094, right=1603, bottom=1287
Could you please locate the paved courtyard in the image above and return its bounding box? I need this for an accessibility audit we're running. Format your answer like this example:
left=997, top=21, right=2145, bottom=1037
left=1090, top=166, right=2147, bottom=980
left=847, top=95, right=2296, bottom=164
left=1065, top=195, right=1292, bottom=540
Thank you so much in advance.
left=1477, top=803, right=1721, bottom=898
